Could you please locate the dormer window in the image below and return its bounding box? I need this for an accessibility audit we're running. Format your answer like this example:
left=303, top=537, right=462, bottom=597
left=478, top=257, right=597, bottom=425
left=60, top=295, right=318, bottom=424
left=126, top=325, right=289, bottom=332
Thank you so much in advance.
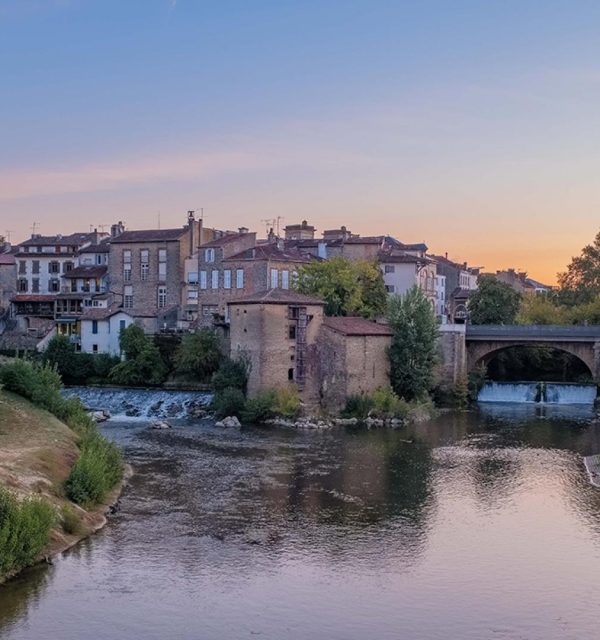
left=205, top=248, right=215, bottom=263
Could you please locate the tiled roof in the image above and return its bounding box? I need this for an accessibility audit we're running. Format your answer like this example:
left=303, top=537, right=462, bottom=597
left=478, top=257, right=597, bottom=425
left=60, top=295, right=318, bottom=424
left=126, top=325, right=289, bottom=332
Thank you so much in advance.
left=224, top=243, right=313, bottom=263
left=79, top=241, right=110, bottom=253
left=228, top=289, right=325, bottom=306
left=378, top=250, right=433, bottom=264
left=110, top=228, right=188, bottom=243
left=62, top=265, right=108, bottom=279
left=81, top=305, right=129, bottom=321
left=0, top=254, right=15, bottom=265
left=12, top=295, right=56, bottom=302
left=19, top=232, right=102, bottom=247
left=199, top=232, right=255, bottom=248
left=322, top=316, right=392, bottom=336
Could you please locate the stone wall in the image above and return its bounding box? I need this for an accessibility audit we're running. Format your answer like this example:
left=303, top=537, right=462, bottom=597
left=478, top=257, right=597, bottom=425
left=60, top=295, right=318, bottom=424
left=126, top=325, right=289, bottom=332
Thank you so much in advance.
left=435, top=324, right=467, bottom=386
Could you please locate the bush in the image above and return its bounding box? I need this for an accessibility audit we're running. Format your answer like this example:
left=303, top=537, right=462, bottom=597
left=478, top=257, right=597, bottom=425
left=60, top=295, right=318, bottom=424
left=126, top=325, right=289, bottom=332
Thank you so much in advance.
left=241, top=390, right=277, bottom=424
left=0, top=487, right=55, bottom=579
left=212, top=387, right=246, bottom=419
left=212, top=355, right=250, bottom=393
left=342, top=388, right=410, bottom=420
left=108, top=325, right=167, bottom=386
left=91, top=354, right=120, bottom=380
left=0, top=359, right=123, bottom=506
left=273, top=385, right=301, bottom=419
left=342, top=393, right=376, bottom=419
left=60, top=505, right=82, bottom=536
left=174, top=329, right=223, bottom=382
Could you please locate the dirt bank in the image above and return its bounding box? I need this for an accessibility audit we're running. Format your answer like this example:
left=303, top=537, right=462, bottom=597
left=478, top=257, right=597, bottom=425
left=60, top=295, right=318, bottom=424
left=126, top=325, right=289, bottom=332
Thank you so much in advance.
left=0, top=390, right=128, bottom=583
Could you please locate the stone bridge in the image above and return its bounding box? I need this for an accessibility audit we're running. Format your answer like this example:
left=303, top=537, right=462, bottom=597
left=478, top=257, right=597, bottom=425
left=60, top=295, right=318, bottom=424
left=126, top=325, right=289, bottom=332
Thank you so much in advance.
left=465, top=325, right=600, bottom=382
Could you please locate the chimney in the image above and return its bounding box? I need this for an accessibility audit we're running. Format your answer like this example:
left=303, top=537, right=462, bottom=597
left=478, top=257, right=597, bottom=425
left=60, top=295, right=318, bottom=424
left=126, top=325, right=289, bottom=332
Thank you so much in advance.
left=267, top=227, right=275, bottom=243
left=238, top=226, right=249, bottom=235
left=111, top=221, right=125, bottom=238
left=277, top=237, right=285, bottom=251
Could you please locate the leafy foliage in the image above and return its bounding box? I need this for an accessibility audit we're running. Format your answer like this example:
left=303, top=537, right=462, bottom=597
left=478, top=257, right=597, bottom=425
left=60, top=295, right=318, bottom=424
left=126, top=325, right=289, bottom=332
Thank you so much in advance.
left=468, top=275, right=522, bottom=325
left=212, top=387, right=247, bottom=419
left=108, top=324, right=167, bottom=386
left=516, top=293, right=569, bottom=325
left=0, top=488, right=55, bottom=579
left=174, top=329, right=223, bottom=381
left=295, top=257, right=387, bottom=318
left=273, top=385, right=301, bottom=418
left=241, top=390, right=277, bottom=424
left=212, top=355, right=251, bottom=393
left=342, top=387, right=412, bottom=419
left=387, top=287, right=438, bottom=401
left=557, top=230, right=600, bottom=304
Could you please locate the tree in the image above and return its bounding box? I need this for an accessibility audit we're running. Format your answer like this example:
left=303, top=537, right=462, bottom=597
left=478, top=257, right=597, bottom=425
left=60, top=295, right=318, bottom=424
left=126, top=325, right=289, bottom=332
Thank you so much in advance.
left=108, top=325, right=167, bottom=386
left=557, top=230, right=600, bottom=304
left=295, top=257, right=387, bottom=318
left=516, top=293, right=568, bottom=325
left=468, top=276, right=522, bottom=325
left=174, top=329, right=223, bottom=381
left=42, top=335, right=93, bottom=384
left=387, top=286, right=438, bottom=401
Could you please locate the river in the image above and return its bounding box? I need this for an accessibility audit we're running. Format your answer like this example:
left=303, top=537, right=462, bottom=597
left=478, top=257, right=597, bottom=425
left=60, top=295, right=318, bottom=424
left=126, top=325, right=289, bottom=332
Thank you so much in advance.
left=1, top=398, right=600, bottom=639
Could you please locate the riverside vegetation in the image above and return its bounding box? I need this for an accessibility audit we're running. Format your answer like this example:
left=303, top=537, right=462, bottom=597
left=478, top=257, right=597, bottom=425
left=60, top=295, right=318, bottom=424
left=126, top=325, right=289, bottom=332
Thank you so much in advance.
left=0, top=359, right=123, bottom=582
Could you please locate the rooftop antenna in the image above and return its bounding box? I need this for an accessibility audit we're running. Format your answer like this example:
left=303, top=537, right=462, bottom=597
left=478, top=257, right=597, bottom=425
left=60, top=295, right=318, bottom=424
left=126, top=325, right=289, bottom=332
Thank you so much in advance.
left=261, top=218, right=276, bottom=235
left=275, top=216, right=285, bottom=235
left=5, top=230, right=14, bottom=242
left=30, top=221, right=39, bottom=236
left=97, top=224, right=107, bottom=232
left=157, top=211, right=161, bottom=229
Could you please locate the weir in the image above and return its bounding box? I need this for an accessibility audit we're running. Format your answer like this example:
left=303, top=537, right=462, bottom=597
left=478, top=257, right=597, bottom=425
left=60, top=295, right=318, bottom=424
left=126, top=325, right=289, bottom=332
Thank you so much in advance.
left=63, top=386, right=213, bottom=420
left=478, top=381, right=597, bottom=405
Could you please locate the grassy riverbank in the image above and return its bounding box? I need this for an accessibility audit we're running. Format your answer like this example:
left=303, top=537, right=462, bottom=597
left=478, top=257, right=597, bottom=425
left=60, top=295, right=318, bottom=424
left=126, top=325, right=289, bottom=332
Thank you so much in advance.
left=0, top=385, right=125, bottom=584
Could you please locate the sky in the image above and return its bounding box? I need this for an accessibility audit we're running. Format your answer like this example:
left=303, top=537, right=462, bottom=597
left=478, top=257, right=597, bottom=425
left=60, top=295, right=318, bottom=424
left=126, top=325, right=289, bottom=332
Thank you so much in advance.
left=2, top=1, right=600, bottom=283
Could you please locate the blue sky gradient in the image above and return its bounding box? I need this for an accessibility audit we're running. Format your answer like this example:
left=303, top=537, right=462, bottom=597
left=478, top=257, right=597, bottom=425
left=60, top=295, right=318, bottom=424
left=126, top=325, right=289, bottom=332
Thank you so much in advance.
left=3, top=1, right=600, bottom=280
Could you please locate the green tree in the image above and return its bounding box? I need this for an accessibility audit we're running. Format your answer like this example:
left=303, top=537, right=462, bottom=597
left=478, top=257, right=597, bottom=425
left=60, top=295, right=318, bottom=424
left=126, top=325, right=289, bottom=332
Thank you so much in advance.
left=295, top=257, right=387, bottom=318
left=557, top=230, right=600, bottom=304
left=42, top=335, right=93, bottom=384
left=516, top=293, right=568, bottom=325
left=468, top=276, right=522, bottom=324
left=387, top=286, right=438, bottom=400
left=108, top=324, right=167, bottom=386
left=174, top=329, right=223, bottom=381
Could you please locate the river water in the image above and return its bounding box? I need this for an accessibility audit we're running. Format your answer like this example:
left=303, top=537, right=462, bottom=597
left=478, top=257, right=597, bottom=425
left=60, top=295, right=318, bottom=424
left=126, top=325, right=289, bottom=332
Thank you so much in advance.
left=2, top=403, right=600, bottom=639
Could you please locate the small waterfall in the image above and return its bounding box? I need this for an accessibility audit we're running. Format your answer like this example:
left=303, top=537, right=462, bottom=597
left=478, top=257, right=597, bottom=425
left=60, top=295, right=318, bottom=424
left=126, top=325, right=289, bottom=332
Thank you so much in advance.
left=63, top=386, right=213, bottom=420
left=478, top=381, right=597, bottom=405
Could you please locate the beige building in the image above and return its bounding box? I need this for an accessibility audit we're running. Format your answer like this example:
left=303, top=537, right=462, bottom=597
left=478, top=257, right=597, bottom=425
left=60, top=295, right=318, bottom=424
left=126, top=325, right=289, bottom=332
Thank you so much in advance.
left=228, top=289, right=325, bottom=405
left=318, top=317, right=392, bottom=413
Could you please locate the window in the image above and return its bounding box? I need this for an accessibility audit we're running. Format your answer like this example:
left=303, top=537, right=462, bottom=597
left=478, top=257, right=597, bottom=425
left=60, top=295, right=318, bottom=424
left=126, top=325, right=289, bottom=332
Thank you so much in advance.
left=123, top=250, right=132, bottom=282
left=32, top=279, right=39, bottom=293
left=384, top=265, right=395, bottom=274
left=205, top=248, right=215, bottom=263
left=158, top=249, right=167, bottom=279
left=18, top=278, right=28, bottom=292
left=188, top=271, right=198, bottom=284
left=158, top=286, right=167, bottom=308
left=281, top=270, right=289, bottom=289
left=385, top=285, right=395, bottom=293
left=236, top=269, right=244, bottom=289
left=187, top=290, right=198, bottom=300
left=96, top=255, right=102, bottom=265
left=32, top=260, right=40, bottom=274
left=270, top=269, right=278, bottom=289
left=288, top=368, right=294, bottom=381
left=199, top=270, right=207, bottom=289
left=202, top=304, right=218, bottom=317
left=49, top=278, right=60, bottom=293
left=124, top=285, right=133, bottom=309
left=140, top=249, right=149, bottom=281
left=92, top=320, right=98, bottom=334
left=211, top=270, right=219, bottom=289
left=119, top=320, right=126, bottom=332
left=92, top=344, right=98, bottom=353
left=18, top=260, right=26, bottom=274
left=223, top=270, right=231, bottom=289
left=49, top=261, right=60, bottom=274
left=63, top=261, right=73, bottom=273
left=288, top=325, right=297, bottom=340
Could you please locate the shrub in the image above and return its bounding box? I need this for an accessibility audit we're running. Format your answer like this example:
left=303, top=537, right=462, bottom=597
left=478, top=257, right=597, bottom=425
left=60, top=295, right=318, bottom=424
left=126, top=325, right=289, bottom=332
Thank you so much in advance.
left=108, top=325, right=167, bottom=386
left=91, top=354, right=120, bottom=380
left=174, top=329, right=223, bottom=382
left=371, top=387, right=409, bottom=419
left=212, top=355, right=250, bottom=393
left=212, top=387, right=246, bottom=419
left=273, top=385, right=301, bottom=418
left=241, top=390, right=277, bottom=424
left=0, top=488, right=55, bottom=579
left=342, top=393, right=375, bottom=419
left=60, top=505, right=82, bottom=535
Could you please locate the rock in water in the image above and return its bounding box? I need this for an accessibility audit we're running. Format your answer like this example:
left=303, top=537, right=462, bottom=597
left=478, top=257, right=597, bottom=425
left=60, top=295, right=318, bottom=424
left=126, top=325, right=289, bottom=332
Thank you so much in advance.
left=216, top=416, right=241, bottom=427
left=151, top=420, right=171, bottom=430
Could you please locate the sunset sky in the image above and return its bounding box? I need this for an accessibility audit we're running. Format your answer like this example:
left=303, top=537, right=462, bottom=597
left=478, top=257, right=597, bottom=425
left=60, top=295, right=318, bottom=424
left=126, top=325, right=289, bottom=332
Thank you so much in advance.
left=2, top=1, right=600, bottom=283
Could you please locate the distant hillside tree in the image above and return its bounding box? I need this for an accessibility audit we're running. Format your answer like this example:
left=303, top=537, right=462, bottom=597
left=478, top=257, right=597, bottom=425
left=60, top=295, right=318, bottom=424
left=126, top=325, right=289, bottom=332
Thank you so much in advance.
left=468, top=276, right=522, bottom=325
left=295, top=257, right=387, bottom=318
left=387, top=286, right=438, bottom=400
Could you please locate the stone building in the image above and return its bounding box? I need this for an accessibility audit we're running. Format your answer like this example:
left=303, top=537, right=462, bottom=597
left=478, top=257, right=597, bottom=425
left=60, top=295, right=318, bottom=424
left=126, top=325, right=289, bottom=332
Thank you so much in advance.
left=317, top=317, right=392, bottom=413
left=109, top=213, right=214, bottom=333
left=0, top=253, right=16, bottom=318
left=194, top=233, right=314, bottom=327
left=228, top=289, right=325, bottom=405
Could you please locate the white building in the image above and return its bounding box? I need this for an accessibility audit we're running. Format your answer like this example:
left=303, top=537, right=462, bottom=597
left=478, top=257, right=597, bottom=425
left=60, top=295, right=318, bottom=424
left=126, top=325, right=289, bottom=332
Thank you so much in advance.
left=80, top=303, right=134, bottom=356
left=435, top=274, right=447, bottom=323
left=379, top=251, right=437, bottom=308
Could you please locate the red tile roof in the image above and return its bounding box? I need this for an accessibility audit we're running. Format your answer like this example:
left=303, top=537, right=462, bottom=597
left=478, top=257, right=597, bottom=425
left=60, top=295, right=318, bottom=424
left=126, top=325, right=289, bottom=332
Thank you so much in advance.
left=322, top=316, right=392, bottom=336
left=228, top=289, right=325, bottom=306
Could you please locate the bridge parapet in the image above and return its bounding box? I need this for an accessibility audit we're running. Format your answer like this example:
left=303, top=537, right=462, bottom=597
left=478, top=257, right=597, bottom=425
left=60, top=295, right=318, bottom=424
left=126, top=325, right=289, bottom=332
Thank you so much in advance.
left=466, top=325, right=600, bottom=342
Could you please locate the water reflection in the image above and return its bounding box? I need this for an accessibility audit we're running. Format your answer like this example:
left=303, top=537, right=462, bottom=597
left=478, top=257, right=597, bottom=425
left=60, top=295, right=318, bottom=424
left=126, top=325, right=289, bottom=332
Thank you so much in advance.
left=2, top=410, right=600, bottom=640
